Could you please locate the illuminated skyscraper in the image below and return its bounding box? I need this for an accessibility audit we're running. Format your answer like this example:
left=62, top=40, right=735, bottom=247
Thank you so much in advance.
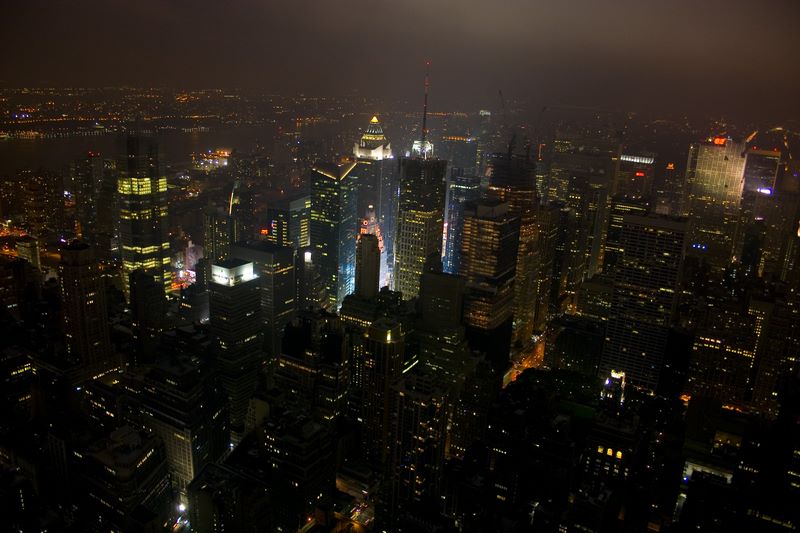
left=394, top=67, right=448, bottom=299
left=599, top=214, right=686, bottom=392
left=393, top=156, right=447, bottom=299
left=353, top=115, right=395, bottom=282
left=59, top=240, right=113, bottom=375
left=684, top=136, right=747, bottom=270
left=209, top=259, right=262, bottom=441
left=460, top=199, right=520, bottom=372
left=353, top=115, right=393, bottom=213
left=117, top=135, right=170, bottom=296
left=289, top=194, right=311, bottom=248
left=310, top=160, right=358, bottom=310
left=204, top=206, right=241, bottom=267
left=443, top=172, right=480, bottom=274
left=230, top=240, right=296, bottom=364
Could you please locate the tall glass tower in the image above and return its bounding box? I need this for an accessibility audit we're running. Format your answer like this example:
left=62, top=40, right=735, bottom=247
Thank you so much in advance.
left=117, top=135, right=170, bottom=297
left=310, top=160, right=358, bottom=310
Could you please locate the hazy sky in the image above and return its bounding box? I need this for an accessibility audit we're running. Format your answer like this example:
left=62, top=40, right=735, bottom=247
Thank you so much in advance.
left=3, top=0, right=799, bottom=120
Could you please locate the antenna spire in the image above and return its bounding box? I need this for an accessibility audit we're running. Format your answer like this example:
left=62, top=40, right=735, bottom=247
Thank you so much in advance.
left=421, top=60, right=430, bottom=149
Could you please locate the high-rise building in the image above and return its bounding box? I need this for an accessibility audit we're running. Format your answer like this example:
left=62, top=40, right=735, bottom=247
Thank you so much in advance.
left=443, top=172, right=481, bottom=274
left=460, top=199, right=520, bottom=372
left=393, top=156, right=447, bottom=299
left=77, top=426, right=171, bottom=531
left=353, top=115, right=394, bottom=215
left=129, top=269, right=167, bottom=366
left=310, top=160, right=359, bottom=310
left=441, top=135, right=479, bottom=176
left=613, top=153, right=655, bottom=198
left=353, top=116, right=396, bottom=279
left=209, top=259, right=263, bottom=441
left=72, top=151, right=116, bottom=254
left=485, top=152, right=543, bottom=350
left=355, top=233, right=381, bottom=300
left=686, top=303, right=757, bottom=407
left=20, top=169, right=64, bottom=238
left=230, top=241, right=296, bottom=364
left=289, top=194, right=311, bottom=248
left=275, top=309, right=350, bottom=423
left=130, top=354, right=229, bottom=499
left=361, top=318, right=405, bottom=468
left=204, top=206, right=242, bottom=266
left=59, top=241, right=113, bottom=375
left=15, top=236, right=40, bottom=271
left=599, top=214, right=686, bottom=391
left=117, top=135, right=170, bottom=296
left=738, top=149, right=782, bottom=276
left=684, top=136, right=747, bottom=270
left=386, top=371, right=449, bottom=525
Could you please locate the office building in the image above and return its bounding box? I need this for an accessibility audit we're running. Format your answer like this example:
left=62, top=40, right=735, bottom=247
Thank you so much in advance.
left=59, top=240, right=113, bottom=375
left=117, top=135, right=171, bottom=296
left=443, top=172, right=481, bottom=274
left=684, top=136, right=747, bottom=270
left=275, top=309, right=350, bottom=423
left=310, top=160, right=358, bottom=310
left=129, top=269, right=167, bottom=366
left=460, top=199, right=520, bottom=372
left=78, top=426, right=171, bottom=532
left=209, top=259, right=263, bottom=440
left=485, top=152, right=543, bottom=349
left=361, top=318, right=405, bottom=468
left=599, top=214, right=686, bottom=391
left=394, top=156, right=447, bottom=299
left=131, top=354, right=229, bottom=498
left=355, top=233, right=380, bottom=300
left=230, top=240, right=296, bottom=364
left=204, top=206, right=241, bottom=269
left=15, top=236, right=40, bottom=271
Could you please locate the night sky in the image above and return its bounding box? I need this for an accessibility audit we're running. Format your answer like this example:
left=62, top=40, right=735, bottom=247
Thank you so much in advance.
left=3, top=0, right=800, bottom=120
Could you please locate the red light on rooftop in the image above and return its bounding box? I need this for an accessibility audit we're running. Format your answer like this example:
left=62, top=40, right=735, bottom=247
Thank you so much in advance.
left=712, top=137, right=727, bottom=146
left=635, top=171, right=645, bottom=177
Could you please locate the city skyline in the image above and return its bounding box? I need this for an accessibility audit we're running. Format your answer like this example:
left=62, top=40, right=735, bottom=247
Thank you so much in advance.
left=1, top=2, right=800, bottom=532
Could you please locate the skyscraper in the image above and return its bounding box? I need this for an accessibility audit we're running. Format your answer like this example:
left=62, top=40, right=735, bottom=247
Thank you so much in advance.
left=599, top=214, right=686, bottom=391
left=394, top=68, right=448, bottom=299
left=443, top=172, right=481, bottom=274
left=204, top=206, right=241, bottom=266
left=460, top=199, right=520, bottom=372
left=129, top=269, right=167, bottom=366
left=230, top=240, right=296, bottom=364
left=485, top=152, right=543, bottom=350
left=209, top=259, right=263, bottom=441
left=310, top=160, right=358, bottom=310
left=117, top=135, right=170, bottom=297
left=355, top=233, right=381, bottom=300
left=684, top=136, right=747, bottom=270
left=130, top=354, right=229, bottom=499
left=59, top=241, right=113, bottom=376
left=353, top=115, right=395, bottom=282
left=361, top=318, right=405, bottom=468
left=393, top=156, right=447, bottom=299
